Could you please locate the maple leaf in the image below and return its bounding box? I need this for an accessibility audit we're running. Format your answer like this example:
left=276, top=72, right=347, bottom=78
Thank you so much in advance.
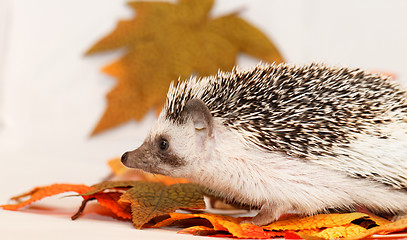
left=82, top=180, right=139, bottom=196
left=178, top=225, right=226, bottom=236
left=346, top=218, right=407, bottom=240
left=151, top=212, right=279, bottom=238
left=119, top=182, right=206, bottom=228
left=73, top=181, right=206, bottom=226
left=5, top=181, right=407, bottom=239
left=86, top=0, right=284, bottom=135
left=71, top=192, right=132, bottom=220
left=150, top=212, right=406, bottom=239
left=1, top=181, right=205, bottom=228
left=0, top=184, right=93, bottom=211
left=263, top=212, right=368, bottom=231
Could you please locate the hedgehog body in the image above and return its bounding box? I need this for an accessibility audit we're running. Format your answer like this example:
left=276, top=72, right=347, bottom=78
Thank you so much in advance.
left=122, top=63, right=407, bottom=225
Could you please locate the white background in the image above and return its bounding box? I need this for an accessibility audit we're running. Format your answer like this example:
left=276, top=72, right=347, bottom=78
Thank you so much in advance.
left=1, top=0, right=407, bottom=239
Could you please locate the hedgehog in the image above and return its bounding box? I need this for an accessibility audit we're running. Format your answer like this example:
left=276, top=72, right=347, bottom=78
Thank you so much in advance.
left=121, top=63, right=407, bottom=225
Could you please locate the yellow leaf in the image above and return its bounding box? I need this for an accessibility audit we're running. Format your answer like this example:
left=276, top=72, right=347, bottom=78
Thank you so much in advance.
left=86, top=0, right=284, bottom=135
left=312, top=223, right=367, bottom=239
left=366, top=213, right=391, bottom=226
left=263, top=212, right=367, bottom=231
left=346, top=217, right=407, bottom=240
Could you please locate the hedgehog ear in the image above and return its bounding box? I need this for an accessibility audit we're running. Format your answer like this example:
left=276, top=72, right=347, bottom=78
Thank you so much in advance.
left=184, top=98, right=213, bottom=137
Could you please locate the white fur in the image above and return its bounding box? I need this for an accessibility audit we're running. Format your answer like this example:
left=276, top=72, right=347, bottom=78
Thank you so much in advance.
left=151, top=114, right=407, bottom=224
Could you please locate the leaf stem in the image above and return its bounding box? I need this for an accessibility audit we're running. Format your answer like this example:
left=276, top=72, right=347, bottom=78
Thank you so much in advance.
left=71, top=197, right=96, bottom=220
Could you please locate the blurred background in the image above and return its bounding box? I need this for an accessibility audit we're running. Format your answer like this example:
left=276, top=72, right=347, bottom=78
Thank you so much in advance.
left=0, top=0, right=407, bottom=239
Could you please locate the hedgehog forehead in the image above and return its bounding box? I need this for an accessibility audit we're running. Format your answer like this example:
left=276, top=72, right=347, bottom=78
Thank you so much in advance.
left=149, top=116, right=175, bottom=140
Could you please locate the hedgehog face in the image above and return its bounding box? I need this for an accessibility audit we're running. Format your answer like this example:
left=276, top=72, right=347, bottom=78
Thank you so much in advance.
left=121, top=98, right=214, bottom=178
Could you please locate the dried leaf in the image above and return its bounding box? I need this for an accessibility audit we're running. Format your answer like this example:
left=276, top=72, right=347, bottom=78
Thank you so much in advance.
left=1, top=181, right=204, bottom=227
left=229, top=222, right=280, bottom=239
left=346, top=218, right=407, bottom=240
left=311, top=223, right=367, bottom=239
left=93, top=192, right=132, bottom=220
left=119, top=182, right=205, bottom=228
left=107, top=157, right=130, bottom=176
left=71, top=192, right=132, bottom=221
left=86, top=0, right=284, bottom=135
left=365, top=213, right=391, bottom=226
left=0, top=184, right=92, bottom=210
left=263, top=212, right=367, bottom=231
left=178, top=225, right=227, bottom=236
left=4, top=181, right=406, bottom=239
left=82, top=181, right=139, bottom=196
left=151, top=212, right=404, bottom=239
left=151, top=213, right=280, bottom=238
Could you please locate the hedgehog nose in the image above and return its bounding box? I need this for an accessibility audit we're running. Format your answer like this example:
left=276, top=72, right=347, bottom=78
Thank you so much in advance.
left=121, top=152, right=129, bottom=164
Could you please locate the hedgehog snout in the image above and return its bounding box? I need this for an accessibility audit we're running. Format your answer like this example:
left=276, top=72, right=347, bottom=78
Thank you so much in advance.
left=121, top=151, right=129, bottom=165
left=121, top=149, right=142, bottom=168
left=120, top=143, right=153, bottom=169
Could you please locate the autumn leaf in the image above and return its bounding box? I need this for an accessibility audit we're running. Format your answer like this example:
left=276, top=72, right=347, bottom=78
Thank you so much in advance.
left=151, top=212, right=281, bottom=238
left=82, top=180, right=139, bottom=196
left=178, top=225, right=228, bottom=237
left=312, top=224, right=367, bottom=239
left=86, top=0, right=284, bottom=135
left=74, top=181, right=206, bottom=226
left=4, top=181, right=407, bottom=239
left=150, top=212, right=407, bottom=239
left=346, top=218, right=407, bottom=240
left=263, top=212, right=368, bottom=231
left=0, top=184, right=92, bottom=211
left=119, top=182, right=205, bottom=228
left=1, top=181, right=205, bottom=228
left=0, top=183, right=133, bottom=220
left=71, top=192, right=132, bottom=220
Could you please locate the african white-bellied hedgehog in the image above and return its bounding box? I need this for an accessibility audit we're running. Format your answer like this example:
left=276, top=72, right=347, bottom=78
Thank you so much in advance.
left=121, top=63, right=407, bottom=225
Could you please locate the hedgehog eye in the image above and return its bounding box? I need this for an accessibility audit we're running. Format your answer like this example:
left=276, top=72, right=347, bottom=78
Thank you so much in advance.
left=159, top=138, right=169, bottom=151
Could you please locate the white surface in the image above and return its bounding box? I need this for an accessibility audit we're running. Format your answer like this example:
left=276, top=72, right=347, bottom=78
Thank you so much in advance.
left=1, top=0, right=407, bottom=239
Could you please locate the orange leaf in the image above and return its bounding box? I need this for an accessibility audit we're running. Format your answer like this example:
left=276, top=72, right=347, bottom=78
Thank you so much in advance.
left=150, top=212, right=194, bottom=228
left=366, top=213, right=391, bottom=226
left=152, top=213, right=280, bottom=239
left=346, top=218, right=407, bottom=240
left=86, top=0, right=284, bottom=135
left=263, top=212, right=367, bottom=231
left=152, top=212, right=393, bottom=239
left=178, top=225, right=222, bottom=235
left=94, top=192, right=132, bottom=220
left=229, top=222, right=281, bottom=239
left=0, top=184, right=92, bottom=210
left=107, top=157, right=130, bottom=176
left=306, top=223, right=367, bottom=239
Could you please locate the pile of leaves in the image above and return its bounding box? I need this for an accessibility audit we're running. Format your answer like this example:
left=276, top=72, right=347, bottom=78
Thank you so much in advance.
left=86, top=0, right=284, bottom=135
left=2, top=174, right=407, bottom=239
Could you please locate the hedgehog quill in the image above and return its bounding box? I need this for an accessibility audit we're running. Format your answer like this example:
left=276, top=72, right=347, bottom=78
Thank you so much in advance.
left=121, top=63, right=407, bottom=226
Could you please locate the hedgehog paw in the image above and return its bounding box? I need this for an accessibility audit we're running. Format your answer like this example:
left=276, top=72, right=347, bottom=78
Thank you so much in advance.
left=243, top=204, right=287, bottom=226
